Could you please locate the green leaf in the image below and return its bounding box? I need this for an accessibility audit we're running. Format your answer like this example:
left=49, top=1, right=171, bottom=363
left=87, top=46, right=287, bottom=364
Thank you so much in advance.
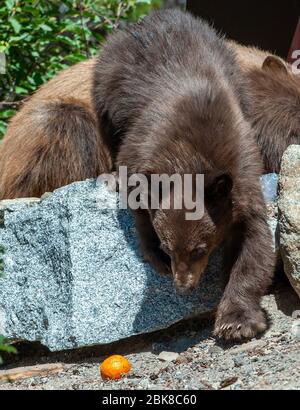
left=5, top=0, right=15, bottom=11
left=22, top=6, right=39, bottom=16
left=39, top=23, right=52, bottom=32
left=0, top=121, right=7, bottom=139
left=64, top=53, right=87, bottom=63
left=15, top=86, right=29, bottom=94
left=0, top=109, right=16, bottom=119
left=0, top=344, right=17, bottom=354
left=8, top=16, right=21, bottom=34
left=56, top=34, right=77, bottom=46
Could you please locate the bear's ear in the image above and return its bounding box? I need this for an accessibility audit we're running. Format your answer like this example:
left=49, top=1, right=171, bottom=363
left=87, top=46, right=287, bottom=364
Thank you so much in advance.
left=205, top=173, right=233, bottom=201
left=262, top=56, right=288, bottom=75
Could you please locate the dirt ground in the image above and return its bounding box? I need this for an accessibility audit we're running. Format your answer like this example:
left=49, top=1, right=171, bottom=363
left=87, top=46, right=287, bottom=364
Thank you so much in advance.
left=0, top=278, right=299, bottom=391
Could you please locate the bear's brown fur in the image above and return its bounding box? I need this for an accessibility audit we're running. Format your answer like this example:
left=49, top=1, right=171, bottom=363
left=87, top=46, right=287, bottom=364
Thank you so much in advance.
left=0, top=59, right=112, bottom=199
left=229, top=40, right=300, bottom=173
left=1, top=38, right=299, bottom=200
left=93, top=9, right=274, bottom=341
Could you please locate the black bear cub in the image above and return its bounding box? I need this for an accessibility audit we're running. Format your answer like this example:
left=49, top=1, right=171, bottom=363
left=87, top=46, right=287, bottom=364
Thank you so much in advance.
left=93, top=9, right=275, bottom=340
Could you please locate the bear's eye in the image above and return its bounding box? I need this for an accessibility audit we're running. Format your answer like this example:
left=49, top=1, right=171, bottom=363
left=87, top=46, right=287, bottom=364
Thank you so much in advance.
left=190, top=246, right=207, bottom=260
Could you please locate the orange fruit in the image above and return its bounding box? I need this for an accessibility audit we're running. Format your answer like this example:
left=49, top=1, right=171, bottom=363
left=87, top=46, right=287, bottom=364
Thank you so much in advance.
left=100, top=355, right=132, bottom=380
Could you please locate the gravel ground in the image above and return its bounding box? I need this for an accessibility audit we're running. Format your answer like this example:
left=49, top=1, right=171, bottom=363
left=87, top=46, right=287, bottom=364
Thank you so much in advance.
left=0, top=280, right=299, bottom=390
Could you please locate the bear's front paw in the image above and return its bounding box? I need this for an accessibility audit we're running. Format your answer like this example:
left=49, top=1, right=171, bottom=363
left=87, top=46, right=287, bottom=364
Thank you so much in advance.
left=214, top=303, right=267, bottom=341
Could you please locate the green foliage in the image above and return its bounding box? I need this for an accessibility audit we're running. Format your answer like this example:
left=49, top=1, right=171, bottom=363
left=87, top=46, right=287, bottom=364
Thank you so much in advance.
left=0, top=336, right=17, bottom=365
left=0, top=0, right=161, bottom=139
left=0, top=108, right=16, bottom=137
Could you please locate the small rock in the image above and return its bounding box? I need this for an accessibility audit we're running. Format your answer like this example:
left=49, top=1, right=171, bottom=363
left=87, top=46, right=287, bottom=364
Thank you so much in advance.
left=242, top=364, right=255, bottom=375
left=231, top=382, right=243, bottom=390
left=220, top=376, right=238, bottom=389
left=139, top=379, right=151, bottom=389
left=208, top=345, right=223, bottom=355
left=41, top=192, right=52, bottom=200
left=233, top=355, right=245, bottom=368
left=261, top=173, right=279, bottom=203
left=219, top=357, right=235, bottom=370
left=291, top=320, right=300, bottom=340
left=157, top=351, right=179, bottom=362
left=188, top=383, right=206, bottom=390
left=175, top=355, right=193, bottom=365
left=229, top=340, right=266, bottom=354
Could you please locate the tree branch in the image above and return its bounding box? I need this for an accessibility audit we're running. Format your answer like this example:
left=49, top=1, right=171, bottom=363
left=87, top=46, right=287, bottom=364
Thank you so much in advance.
left=0, top=101, right=24, bottom=110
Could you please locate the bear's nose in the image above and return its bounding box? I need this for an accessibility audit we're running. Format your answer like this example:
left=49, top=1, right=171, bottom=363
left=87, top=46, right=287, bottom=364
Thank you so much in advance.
left=173, top=273, right=196, bottom=294
left=177, top=261, right=188, bottom=272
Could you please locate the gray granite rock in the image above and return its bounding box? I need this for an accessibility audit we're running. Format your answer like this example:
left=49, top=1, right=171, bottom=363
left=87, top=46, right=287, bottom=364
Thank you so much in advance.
left=0, top=180, right=225, bottom=351
left=0, top=176, right=278, bottom=352
left=279, top=145, right=300, bottom=298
